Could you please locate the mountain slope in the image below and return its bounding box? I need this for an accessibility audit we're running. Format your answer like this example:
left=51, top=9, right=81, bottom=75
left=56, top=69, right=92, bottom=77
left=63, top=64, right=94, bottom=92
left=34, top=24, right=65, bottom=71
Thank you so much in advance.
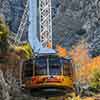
left=0, top=0, right=100, bottom=55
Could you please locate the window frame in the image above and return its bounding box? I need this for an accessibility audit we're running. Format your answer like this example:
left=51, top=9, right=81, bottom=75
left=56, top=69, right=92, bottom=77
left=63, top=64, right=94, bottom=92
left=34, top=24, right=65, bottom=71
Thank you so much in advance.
left=35, top=56, right=47, bottom=76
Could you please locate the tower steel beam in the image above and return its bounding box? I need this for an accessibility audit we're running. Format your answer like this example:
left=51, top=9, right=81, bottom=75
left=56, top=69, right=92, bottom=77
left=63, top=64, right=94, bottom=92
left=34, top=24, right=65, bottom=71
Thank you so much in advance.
left=39, top=0, right=52, bottom=48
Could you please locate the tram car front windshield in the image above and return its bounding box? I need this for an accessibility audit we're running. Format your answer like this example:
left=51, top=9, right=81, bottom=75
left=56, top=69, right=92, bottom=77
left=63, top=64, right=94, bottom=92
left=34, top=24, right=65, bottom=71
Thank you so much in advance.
left=35, top=54, right=72, bottom=76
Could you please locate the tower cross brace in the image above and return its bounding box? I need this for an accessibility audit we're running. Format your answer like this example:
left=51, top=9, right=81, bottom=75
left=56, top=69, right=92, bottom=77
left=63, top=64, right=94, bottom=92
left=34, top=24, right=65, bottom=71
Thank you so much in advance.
left=39, top=0, right=52, bottom=48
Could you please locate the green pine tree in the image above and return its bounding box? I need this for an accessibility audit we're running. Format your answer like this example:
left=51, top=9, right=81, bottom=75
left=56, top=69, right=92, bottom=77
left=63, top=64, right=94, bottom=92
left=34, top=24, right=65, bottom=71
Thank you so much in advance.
left=90, top=68, right=100, bottom=92
left=0, top=17, right=10, bottom=53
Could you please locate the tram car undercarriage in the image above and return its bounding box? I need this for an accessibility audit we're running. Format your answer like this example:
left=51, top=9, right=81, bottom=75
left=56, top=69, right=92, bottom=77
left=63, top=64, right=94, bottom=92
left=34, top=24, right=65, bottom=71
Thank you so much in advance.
left=22, top=53, right=74, bottom=97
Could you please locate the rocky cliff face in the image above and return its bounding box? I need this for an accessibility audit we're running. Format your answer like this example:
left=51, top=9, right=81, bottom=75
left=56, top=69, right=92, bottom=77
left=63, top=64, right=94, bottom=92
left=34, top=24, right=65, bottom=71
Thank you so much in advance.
left=52, top=0, right=100, bottom=56
left=0, top=0, right=100, bottom=54
left=0, top=0, right=27, bottom=33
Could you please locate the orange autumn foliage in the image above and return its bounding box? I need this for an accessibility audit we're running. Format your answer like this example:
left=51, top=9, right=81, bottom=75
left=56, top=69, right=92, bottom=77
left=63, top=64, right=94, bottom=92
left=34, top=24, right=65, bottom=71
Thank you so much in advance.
left=69, top=45, right=91, bottom=81
left=47, top=42, right=52, bottom=48
left=70, top=47, right=91, bottom=66
left=79, top=56, right=100, bottom=81
left=55, top=42, right=100, bottom=83
left=69, top=43, right=100, bottom=82
left=56, top=45, right=68, bottom=57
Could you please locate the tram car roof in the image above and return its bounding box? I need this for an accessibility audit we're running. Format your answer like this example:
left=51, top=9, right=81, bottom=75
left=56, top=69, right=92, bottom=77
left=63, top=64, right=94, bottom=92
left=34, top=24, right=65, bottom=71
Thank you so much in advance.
left=34, top=53, right=72, bottom=62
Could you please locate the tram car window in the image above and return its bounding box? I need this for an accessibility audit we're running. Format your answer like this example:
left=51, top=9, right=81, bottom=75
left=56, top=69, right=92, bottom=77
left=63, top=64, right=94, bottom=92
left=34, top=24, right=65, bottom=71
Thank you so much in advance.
left=35, top=56, right=47, bottom=75
left=23, top=59, right=33, bottom=80
left=63, top=58, right=72, bottom=76
left=49, top=57, right=61, bottom=75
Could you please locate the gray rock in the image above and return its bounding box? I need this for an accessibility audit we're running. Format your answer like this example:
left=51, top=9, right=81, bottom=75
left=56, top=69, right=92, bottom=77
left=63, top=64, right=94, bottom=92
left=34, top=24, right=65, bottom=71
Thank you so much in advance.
left=52, top=0, right=100, bottom=55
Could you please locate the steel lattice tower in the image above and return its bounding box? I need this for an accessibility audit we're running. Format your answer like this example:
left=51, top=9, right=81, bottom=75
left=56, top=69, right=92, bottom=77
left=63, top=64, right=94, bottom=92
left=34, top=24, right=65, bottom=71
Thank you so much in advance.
left=39, top=0, right=52, bottom=48
left=10, top=0, right=53, bottom=48
left=15, top=1, right=28, bottom=44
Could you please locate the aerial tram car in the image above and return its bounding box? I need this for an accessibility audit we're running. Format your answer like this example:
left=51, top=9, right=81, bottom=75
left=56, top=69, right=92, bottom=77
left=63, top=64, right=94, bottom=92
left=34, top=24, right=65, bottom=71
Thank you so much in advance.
left=20, top=0, right=75, bottom=97
left=22, top=53, right=74, bottom=97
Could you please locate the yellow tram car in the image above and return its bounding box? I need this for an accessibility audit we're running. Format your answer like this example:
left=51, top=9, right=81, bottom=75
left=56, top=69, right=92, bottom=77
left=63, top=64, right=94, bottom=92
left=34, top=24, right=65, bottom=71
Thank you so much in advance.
left=22, top=53, right=75, bottom=97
